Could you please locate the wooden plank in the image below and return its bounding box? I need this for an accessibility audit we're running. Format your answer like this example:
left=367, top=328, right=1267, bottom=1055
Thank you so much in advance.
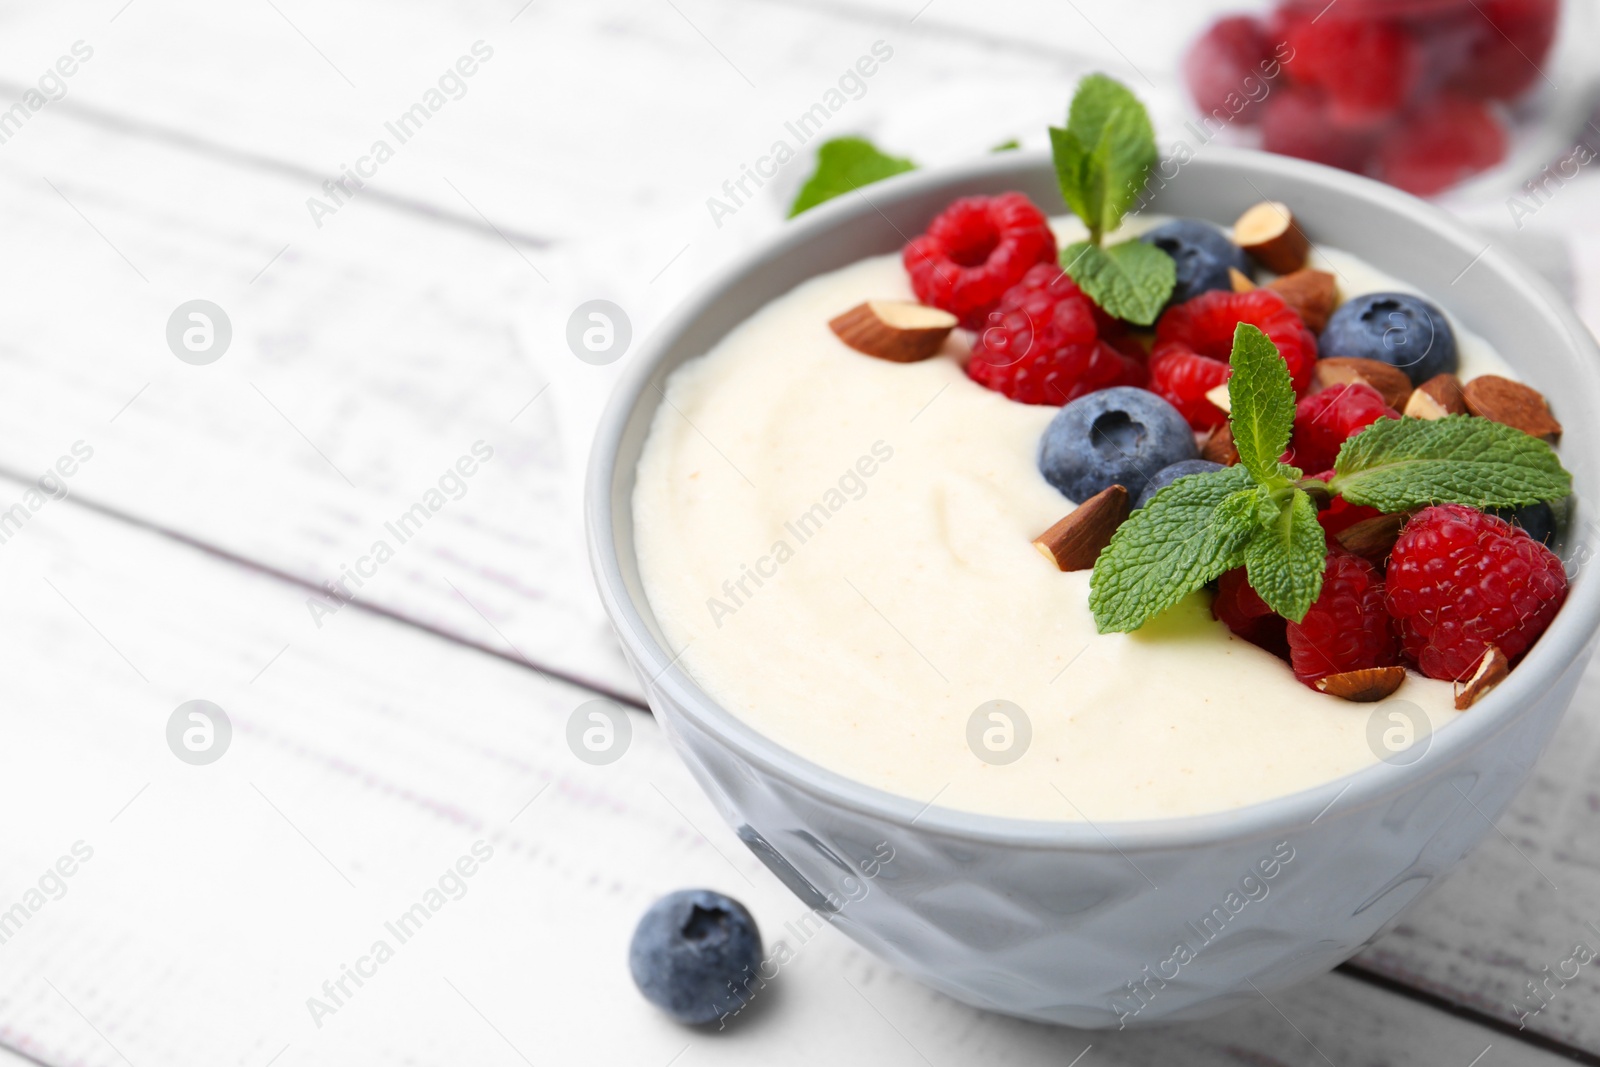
left=0, top=113, right=638, bottom=694
left=0, top=0, right=1090, bottom=702
left=0, top=496, right=1581, bottom=1067
left=0, top=0, right=1106, bottom=241
left=1352, top=653, right=1600, bottom=1052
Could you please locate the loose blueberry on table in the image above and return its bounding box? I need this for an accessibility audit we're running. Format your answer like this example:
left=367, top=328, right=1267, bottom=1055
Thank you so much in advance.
left=826, top=74, right=1574, bottom=710
left=629, top=889, right=762, bottom=1026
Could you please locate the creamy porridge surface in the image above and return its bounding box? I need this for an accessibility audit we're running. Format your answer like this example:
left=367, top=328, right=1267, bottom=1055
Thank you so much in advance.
left=632, top=218, right=1510, bottom=821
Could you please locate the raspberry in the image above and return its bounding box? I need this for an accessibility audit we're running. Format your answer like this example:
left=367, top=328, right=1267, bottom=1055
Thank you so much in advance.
left=1260, top=84, right=1381, bottom=173
left=967, top=264, right=1145, bottom=405
left=1155, top=289, right=1318, bottom=395
left=1301, top=471, right=1386, bottom=539
left=1386, top=504, right=1568, bottom=680
left=1185, top=17, right=1273, bottom=126
left=1372, top=95, right=1508, bottom=197
left=903, top=193, right=1057, bottom=330
left=1289, top=382, right=1399, bottom=475
left=1148, top=341, right=1231, bottom=431
left=1287, top=549, right=1401, bottom=685
left=1213, top=567, right=1289, bottom=660
left=1317, top=493, right=1384, bottom=540
left=1280, top=14, right=1421, bottom=126
left=1449, top=0, right=1558, bottom=100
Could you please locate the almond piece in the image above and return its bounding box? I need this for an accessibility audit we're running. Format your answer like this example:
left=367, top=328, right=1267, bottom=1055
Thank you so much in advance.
left=1229, top=267, right=1257, bottom=293
left=1404, top=388, right=1450, bottom=420
left=1411, top=373, right=1467, bottom=417
left=1454, top=645, right=1510, bottom=710
left=1266, top=269, right=1338, bottom=333
left=1313, top=357, right=1413, bottom=411
left=1462, top=375, right=1563, bottom=439
left=1234, top=201, right=1311, bottom=274
left=1205, top=382, right=1231, bottom=413
left=1335, top=512, right=1408, bottom=566
left=1032, top=485, right=1130, bottom=572
left=1316, top=666, right=1407, bottom=703
left=1201, top=424, right=1240, bottom=466
left=829, top=301, right=958, bottom=363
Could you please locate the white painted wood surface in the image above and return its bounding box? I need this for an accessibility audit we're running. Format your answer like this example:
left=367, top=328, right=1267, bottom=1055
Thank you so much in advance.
left=1, top=0, right=1599, bottom=1062
left=0, top=500, right=1582, bottom=1067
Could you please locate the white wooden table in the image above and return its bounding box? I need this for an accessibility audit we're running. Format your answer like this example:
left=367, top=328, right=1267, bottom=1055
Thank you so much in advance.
left=0, top=2, right=1597, bottom=1064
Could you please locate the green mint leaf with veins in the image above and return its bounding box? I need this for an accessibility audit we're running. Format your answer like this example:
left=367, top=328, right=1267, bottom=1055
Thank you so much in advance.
left=1243, top=489, right=1325, bottom=623
left=788, top=137, right=916, bottom=218
left=1089, top=465, right=1260, bottom=633
left=1060, top=239, right=1175, bottom=327
left=1227, top=323, right=1297, bottom=485
left=1050, top=74, right=1160, bottom=245
left=1329, top=415, right=1572, bottom=511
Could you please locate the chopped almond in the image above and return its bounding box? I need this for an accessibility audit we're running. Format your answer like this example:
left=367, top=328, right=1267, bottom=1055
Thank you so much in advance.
left=1316, top=666, right=1407, bottom=703
left=1201, top=424, right=1240, bottom=466
left=1409, top=373, right=1467, bottom=418
left=1404, top=389, right=1449, bottom=420
left=1032, top=486, right=1130, bottom=572
left=1205, top=383, right=1231, bottom=413
left=1229, top=267, right=1256, bottom=293
left=1335, top=512, right=1408, bottom=567
left=1266, top=270, right=1338, bottom=333
left=1462, top=375, right=1562, bottom=440
left=829, top=301, right=957, bottom=363
left=1314, top=357, right=1413, bottom=411
left=1234, top=201, right=1311, bottom=274
left=1454, top=645, right=1510, bottom=710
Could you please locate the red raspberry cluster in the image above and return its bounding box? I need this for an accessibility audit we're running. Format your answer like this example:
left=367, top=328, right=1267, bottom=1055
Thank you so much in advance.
left=1186, top=0, right=1556, bottom=196
left=1149, top=290, right=1318, bottom=431
left=966, top=264, right=1147, bottom=406
left=903, top=192, right=1057, bottom=331
left=903, top=195, right=1145, bottom=405
left=1387, top=505, right=1569, bottom=679
left=1215, top=506, right=1568, bottom=688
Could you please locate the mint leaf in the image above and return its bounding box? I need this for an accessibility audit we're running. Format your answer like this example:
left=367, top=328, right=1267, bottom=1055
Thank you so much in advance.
left=991, top=138, right=1021, bottom=152
left=1243, top=489, right=1325, bottom=623
left=1090, top=466, right=1261, bottom=633
left=788, top=137, right=916, bottom=217
left=1061, top=238, right=1175, bottom=326
left=1330, top=415, right=1572, bottom=511
left=1050, top=74, right=1159, bottom=245
left=1049, top=125, right=1096, bottom=237
left=1227, top=324, right=1297, bottom=485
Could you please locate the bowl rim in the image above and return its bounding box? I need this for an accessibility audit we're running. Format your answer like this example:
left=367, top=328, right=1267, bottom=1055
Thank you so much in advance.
left=586, top=146, right=1600, bottom=852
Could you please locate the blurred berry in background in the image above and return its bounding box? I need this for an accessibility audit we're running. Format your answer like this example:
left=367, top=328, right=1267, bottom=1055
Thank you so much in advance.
left=1185, top=0, right=1561, bottom=196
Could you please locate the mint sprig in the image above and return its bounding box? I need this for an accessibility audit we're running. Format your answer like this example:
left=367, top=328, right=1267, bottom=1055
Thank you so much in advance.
left=1050, top=75, right=1173, bottom=325
left=789, top=137, right=916, bottom=218
left=1088, top=325, right=1574, bottom=634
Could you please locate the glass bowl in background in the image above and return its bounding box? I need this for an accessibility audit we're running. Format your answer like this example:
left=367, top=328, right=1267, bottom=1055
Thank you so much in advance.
left=1183, top=0, right=1599, bottom=201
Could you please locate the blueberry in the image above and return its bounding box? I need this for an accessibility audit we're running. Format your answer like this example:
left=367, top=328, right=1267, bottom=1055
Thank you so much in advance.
left=1039, top=387, right=1199, bottom=502
left=629, top=889, right=762, bottom=1026
left=1133, top=459, right=1226, bottom=509
left=1492, top=502, right=1557, bottom=546
left=1320, top=292, right=1458, bottom=385
left=1140, top=219, right=1251, bottom=306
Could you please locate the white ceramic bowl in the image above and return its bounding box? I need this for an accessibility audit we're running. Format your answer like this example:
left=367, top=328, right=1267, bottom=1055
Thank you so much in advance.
left=586, top=148, right=1600, bottom=1027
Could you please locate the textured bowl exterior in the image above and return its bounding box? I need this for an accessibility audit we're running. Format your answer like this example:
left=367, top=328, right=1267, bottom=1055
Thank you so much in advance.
left=587, top=149, right=1600, bottom=1027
